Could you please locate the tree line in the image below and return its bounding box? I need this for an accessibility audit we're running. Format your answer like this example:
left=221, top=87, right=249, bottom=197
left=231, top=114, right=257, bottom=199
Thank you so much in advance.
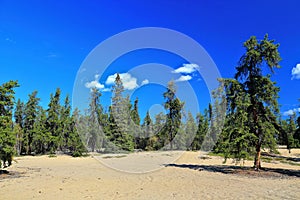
left=0, top=85, right=86, bottom=168
left=0, top=34, right=299, bottom=170
left=76, top=74, right=212, bottom=153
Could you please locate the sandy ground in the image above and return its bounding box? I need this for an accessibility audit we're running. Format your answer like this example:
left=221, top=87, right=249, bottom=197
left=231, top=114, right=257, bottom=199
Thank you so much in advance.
left=1, top=149, right=300, bottom=200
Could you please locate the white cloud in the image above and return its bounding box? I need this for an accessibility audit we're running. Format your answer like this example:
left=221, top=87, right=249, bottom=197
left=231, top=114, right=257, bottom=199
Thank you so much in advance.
left=291, top=64, right=300, bottom=80
left=141, top=79, right=149, bottom=86
left=85, top=74, right=105, bottom=89
left=175, top=75, right=192, bottom=82
left=105, top=73, right=138, bottom=90
left=172, top=64, right=200, bottom=74
left=283, top=108, right=300, bottom=116
left=102, top=88, right=111, bottom=92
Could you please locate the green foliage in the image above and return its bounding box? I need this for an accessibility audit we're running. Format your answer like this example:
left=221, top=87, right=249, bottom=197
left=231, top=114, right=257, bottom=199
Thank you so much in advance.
left=13, top=87, right=86, bottom=157
left=23, top=91, right=40, bottom=154
left=84, top=88, right=105, bottom=152
left=1, top=35, right=295, bottom=165
left=185, top=112, right=197, bottom=148
left=130, top=98, right=143, bottom=149
left=294, top=116, right=300, bottom=147
left=0, top=80, right=19, bottom=167
left=106, top=74, right=134, bottom=152
left=68, top=108, right=86, bottom=156
left=162, top=81, right=184, bottom=150
left=191, top=112, right=208, bottom=150
left=281, top=113, right=300, bottom=148
left=46, top=88, right=62, bottom=152
left=214, top=79, right=257, bottom=162
left=14, top=99, right=24, bottom=127
left=146, top=112, right=166, bottom=150
left=141, top=111, right=153, bottom=150
left=215, top=35, right=282, bottom=169
left=131, top=98, right=140, bottom=125
left=32, top=107, right=50, bottom=154
left=172, top=111, right=198, bottom=150
left=14, top=99, right=24, bottom=155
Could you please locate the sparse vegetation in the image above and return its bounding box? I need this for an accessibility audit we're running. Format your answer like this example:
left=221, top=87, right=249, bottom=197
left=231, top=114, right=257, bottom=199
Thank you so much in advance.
left=0, top=35, right=299, bottom=172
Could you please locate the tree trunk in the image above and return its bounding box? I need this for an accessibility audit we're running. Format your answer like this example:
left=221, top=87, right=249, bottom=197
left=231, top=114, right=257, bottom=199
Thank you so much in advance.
left=170, top=130, right=173, bottom=150
left=254, top=142, right=261, bottom=170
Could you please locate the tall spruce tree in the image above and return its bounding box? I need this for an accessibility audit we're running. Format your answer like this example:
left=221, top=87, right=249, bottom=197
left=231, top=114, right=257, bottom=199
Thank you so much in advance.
left=130, top=97, right=142, bottom=149
left=278, top=117, right=288, bottom=145
left=163, top=81, right=184, bottom=150
left=191, top=112, right=208, bottom=150
left=87, top=88, right=104, bottom=152
left=147, top=112, right=166, bottom=150
left=23, top=91, right=40, bottom=155
left=32, top=107, right=50, bottom=154
left=14, top=99, right=24, bottom=155
left=201, top=103, right=216, bottom=151
left=0, top=80, right=19, bottom=167
left=14, top=99, right=24, bottom=128
left=131, top=98, right=140, bottom=125
left=46, top=88, right=61, bottom=153
left=142, top=111, right=153, bottom=150
left=109, top=74, right=134, bottom=152
left=218, top=35, right=282, bottom=169
left=287, top=113, right=297, bottom=147
left=185, top=111, right=197, bottom=150
left=203, top=85, right=227, bottom=151
left=67, top=108, right=86, bottom=156
left=60, top=95, right=71, bottom=150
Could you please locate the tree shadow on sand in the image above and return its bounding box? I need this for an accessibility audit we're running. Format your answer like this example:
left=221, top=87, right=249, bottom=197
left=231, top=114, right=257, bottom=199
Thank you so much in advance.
left=165, top=164, right=300, bottom=178
left=261, top=152, right=300, bottom=162
left=0, top=170, right=22, bottom=180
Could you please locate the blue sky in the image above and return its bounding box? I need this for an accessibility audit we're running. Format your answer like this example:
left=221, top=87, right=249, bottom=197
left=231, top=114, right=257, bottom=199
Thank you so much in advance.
left=0, top=0, right=299, bottom=120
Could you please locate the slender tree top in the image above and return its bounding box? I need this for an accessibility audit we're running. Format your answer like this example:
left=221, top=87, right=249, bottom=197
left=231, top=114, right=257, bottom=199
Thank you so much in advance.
left=163, top=80, right=176, bottom=110
left=0, top=80, right=19, bottom=115
left=235, top=34, right=281, bottom=80
left=112, top=73, right=124, bottom=100
left=143, top=111, right=152, bottom=126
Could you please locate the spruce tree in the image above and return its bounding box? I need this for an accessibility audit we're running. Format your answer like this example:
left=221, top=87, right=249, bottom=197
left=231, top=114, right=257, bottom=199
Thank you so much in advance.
left=14, top=99, right=24, bottom=128
left=0, top=80, right=19, bottom=167
left=131, top=98, right=140, bottom=125
left=203, top=85, right=226, bottom=151
left=14, top=99, right=24, bottom=155
left=67, top=108, right=86, bottom=156
left=185, top=111, right=197, bottom=150
left=286, top=113, right=297, bottom=147
left=23, top=91, right=40, bottom=155
left=109, top=74, right=134, bottom=152
left=217, top=35, right=282, bottom=169
left=32, top=107, right=50, bottom=154
left=86, top=88, right=104, bottom=152
left=60, top=95, right=71, bottom=151
left=130, top=97, right=142, bottom=149
left=46, top=88, right=61, bottom=153
left=278, top=117, right=288, bottom=145
left=142, top=111, right=153, bottom=150
left=163, top=81, right=184, bottom=150
left=149, top=112, right=166, bottom=150
left=191, top=112, right=208, bottom=150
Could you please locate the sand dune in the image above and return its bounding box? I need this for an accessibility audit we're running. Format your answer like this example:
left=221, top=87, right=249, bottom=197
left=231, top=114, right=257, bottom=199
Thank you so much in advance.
left=1, top=149, right=299, bottom=199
